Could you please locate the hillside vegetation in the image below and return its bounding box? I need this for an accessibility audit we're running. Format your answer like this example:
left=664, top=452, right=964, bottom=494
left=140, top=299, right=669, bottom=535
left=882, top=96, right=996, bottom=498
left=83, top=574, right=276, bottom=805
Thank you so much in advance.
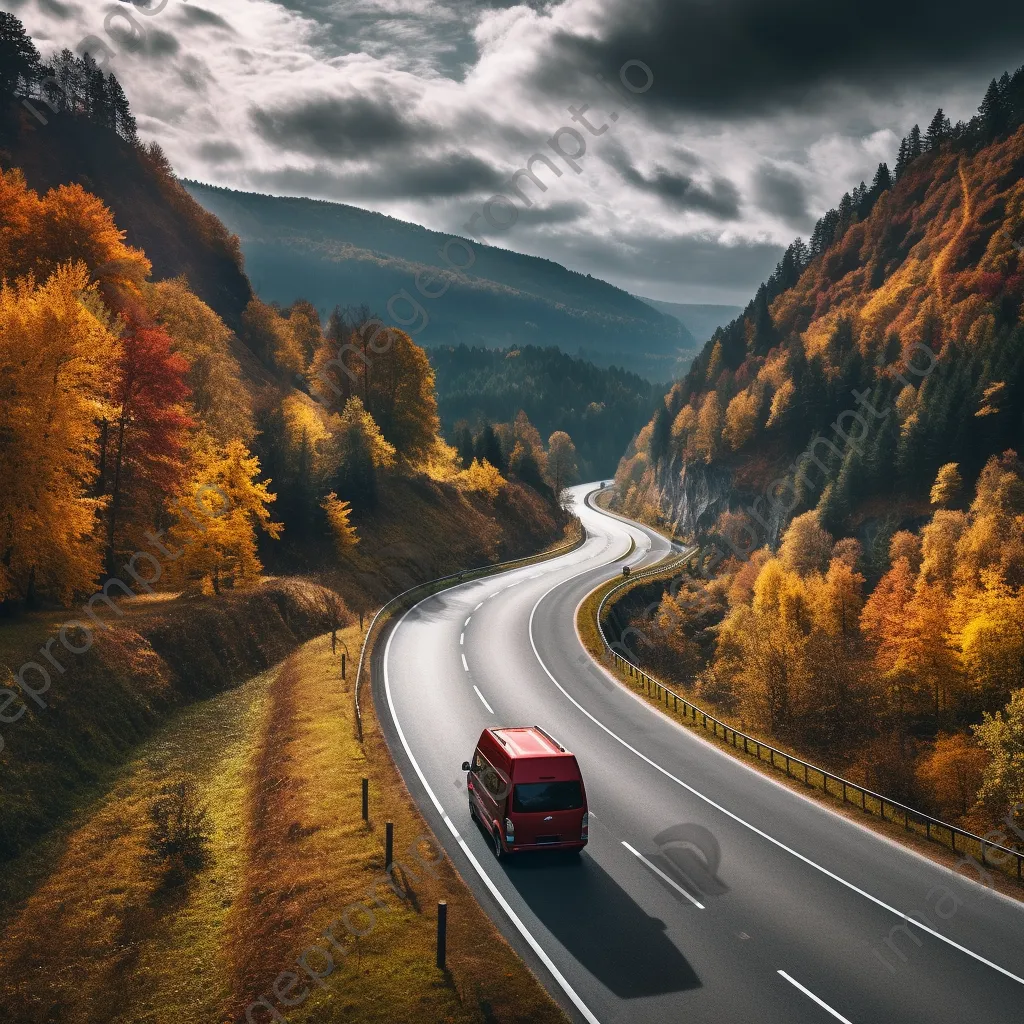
left=430, top=343, right=658, bottom=477
left=612, top=68, right=1024, bottom=837
left=182, top=180, right=695, bottom=381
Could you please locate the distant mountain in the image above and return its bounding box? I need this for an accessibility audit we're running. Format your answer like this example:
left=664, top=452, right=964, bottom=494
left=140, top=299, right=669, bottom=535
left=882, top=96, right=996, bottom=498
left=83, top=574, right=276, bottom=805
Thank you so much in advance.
left=182, top=182, right=695, bottom=382
left=638, top=298, right=744, bottom=346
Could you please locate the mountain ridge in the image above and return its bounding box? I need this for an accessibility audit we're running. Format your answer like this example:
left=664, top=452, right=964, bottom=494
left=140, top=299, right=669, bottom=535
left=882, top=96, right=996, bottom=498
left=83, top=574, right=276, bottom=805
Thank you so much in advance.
left=182, top=180, right=697, bottom=381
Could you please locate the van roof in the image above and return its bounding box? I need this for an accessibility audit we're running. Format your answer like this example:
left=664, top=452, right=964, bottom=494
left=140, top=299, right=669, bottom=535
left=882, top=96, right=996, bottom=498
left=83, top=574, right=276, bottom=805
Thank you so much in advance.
left=490, top=726, right=570, bottom=758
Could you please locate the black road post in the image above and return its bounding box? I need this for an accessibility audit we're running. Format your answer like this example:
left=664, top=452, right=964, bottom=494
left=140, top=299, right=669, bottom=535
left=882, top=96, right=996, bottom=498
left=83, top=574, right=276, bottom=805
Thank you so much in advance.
left=362, top=778, right=369, bottom=821
left=436, top=901, right=448, bottom=970
left=385, top=821, right=394, bottom=870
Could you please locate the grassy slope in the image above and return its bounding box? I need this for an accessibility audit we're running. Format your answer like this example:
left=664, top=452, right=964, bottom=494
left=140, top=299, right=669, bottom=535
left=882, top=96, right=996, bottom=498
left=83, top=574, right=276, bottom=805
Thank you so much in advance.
left=0, top=626, right=568, bottom=1024
left=0, top=579, right=348, bottom=871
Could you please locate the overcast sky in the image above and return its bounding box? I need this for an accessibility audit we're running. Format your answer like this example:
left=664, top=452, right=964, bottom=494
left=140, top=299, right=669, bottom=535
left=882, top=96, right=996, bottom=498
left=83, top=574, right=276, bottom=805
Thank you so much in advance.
left=11, top=0, right=1024, bottom=303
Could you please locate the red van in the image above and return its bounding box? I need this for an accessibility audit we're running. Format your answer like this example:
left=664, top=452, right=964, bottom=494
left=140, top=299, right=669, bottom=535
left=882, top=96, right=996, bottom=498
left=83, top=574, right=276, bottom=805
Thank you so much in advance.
left=462, top=726, right=588, bottom=858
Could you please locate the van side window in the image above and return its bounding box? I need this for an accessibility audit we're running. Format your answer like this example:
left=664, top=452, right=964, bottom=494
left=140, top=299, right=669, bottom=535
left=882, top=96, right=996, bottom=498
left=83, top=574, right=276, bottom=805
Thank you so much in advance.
left=475, top=753, right=504, bottom=798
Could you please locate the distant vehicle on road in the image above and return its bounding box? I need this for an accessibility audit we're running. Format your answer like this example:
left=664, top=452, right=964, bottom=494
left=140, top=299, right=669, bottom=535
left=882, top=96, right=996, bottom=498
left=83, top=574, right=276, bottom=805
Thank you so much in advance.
left=463, top=726, right=588, bottom=858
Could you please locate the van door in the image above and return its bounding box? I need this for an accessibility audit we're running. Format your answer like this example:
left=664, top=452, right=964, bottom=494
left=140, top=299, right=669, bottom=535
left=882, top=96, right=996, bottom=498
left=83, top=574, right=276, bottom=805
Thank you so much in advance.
left=470, top=749, right=507, bottom=827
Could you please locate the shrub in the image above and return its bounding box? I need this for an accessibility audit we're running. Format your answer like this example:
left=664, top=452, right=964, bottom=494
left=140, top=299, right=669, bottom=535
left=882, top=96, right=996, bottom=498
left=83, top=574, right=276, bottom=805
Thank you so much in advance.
left=147, top=778, right=211, bottom=875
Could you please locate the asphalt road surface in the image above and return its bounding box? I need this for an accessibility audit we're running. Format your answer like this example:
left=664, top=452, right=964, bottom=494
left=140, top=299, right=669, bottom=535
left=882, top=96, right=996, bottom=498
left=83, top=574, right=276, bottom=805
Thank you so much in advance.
left=373, top=482, right=1024, bottom=1024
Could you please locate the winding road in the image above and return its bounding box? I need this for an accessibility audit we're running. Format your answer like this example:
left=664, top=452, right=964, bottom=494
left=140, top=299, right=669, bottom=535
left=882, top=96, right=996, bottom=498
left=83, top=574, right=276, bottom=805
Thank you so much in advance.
left=373, top=483, right=1024, bottom=1024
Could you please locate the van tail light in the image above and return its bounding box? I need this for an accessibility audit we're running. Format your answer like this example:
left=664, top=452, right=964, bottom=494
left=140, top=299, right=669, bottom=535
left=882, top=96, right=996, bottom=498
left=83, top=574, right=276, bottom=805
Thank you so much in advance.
left=504, top=818, right=515, bottom=843
left=581, top=811, right=589, bottom=841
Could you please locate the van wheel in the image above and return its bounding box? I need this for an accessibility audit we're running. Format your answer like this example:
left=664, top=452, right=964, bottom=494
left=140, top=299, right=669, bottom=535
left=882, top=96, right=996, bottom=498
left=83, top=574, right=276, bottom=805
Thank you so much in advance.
left=469, top=799, right=477, bottom=822
left=492, top=828, right=505, bottom=860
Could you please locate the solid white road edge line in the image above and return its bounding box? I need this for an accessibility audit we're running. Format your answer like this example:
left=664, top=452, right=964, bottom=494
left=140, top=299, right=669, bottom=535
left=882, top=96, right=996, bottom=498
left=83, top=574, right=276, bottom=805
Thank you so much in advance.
left=526, top=564, right=1024, bottom=987
left=777, top=971, right=853, bottom=1023
left=473, top=685, right=495, bottom=714
left=621, top=841, right=705, bottom=909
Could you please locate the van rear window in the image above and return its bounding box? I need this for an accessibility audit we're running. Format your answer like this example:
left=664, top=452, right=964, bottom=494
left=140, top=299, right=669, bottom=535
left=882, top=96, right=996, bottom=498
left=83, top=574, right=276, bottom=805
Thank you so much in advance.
left=512, top=781, right=583, bottom=813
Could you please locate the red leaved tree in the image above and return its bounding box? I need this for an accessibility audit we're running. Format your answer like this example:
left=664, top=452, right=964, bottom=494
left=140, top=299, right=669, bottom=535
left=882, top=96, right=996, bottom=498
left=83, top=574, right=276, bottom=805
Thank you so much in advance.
left=100, top=312, right=192, bottom=572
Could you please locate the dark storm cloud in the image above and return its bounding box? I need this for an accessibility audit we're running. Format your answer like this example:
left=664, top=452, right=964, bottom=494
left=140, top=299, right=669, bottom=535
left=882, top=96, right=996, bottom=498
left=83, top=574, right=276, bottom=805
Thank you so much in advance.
left=537, top=0, right=1024, bottom=116
left=107, top=23, right=180, bottom=58
left=753, top=163, right=811, bottom=227
left=36, top=0, right=79, bottom=19
left=604, top=147, right=740, bottom=218
left=518, top=199, right=589, bottom=226
left=250, top=93, right=436, bottom=159
left=253, top=152, right=506, bottom=201
left=347, top=152, right=506, bottom=198
left=556, top=231, right=784, bottom=300
left=178, top=5, right=235, bottom=32
left=197, top=139, right=243, bottom=163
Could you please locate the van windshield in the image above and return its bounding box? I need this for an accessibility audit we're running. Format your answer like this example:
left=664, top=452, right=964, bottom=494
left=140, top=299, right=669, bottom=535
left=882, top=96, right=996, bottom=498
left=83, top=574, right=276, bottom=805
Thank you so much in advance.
left=511, top=781, right=583, bottom=813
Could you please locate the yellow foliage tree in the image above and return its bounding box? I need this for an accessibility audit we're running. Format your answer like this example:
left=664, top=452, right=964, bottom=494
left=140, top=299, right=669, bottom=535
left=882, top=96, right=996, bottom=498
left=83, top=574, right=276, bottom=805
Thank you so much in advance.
left=461, top=458, right=506, bottom=499
left=166, top=440, right=283, bottom=594
left=242, top=298, right=304, bottom=374
left=0, top=264, right=117, bottom=603
left=320, top=492, right=360, bottom=555
left=693, top=392, right=722, bottom=463
left=146, top=278, right=254, bottom=444
left=930, top=462, right=962, bottom=507
left=722, top=388, right=760, bottom=450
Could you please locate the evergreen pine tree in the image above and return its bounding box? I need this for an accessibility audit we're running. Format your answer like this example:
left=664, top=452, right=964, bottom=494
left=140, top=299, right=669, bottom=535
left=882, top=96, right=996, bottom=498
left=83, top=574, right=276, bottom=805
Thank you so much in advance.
left=894, top=137, right=910, bottom=179
left=0, top=12, right=40, bottom=98
left=107, top=74, right=137, bottom=142
left=473, top=423, right=505, bottom=474
left=870, top=162, right=892, bottom=199
left=979, top=79, right=1007, bottom=140
left=455, top=425, right=475, bottom=469
left=925, top=108, right=951, bottom=151
left=908, top=124, right=923, bottom=159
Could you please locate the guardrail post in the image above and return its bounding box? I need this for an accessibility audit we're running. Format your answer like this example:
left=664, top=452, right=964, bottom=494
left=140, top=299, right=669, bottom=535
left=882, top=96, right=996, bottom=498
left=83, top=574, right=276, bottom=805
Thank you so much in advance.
left=436, top=901, right=448, bottom=970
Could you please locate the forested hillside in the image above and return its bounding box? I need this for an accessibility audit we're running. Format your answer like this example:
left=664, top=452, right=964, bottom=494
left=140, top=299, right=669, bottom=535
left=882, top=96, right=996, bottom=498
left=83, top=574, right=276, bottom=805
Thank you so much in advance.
left=0, top=49, right=252, bottom=332
left=430, top=344, right=657, bottom=477
left=182, top=181, right=695, bottom=381
left=611, top=68, right=1024, bottom=834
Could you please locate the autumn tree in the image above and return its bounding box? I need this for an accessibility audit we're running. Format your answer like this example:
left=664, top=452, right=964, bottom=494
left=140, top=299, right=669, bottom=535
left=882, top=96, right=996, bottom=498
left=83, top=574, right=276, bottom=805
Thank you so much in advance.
left=100, top=314, right=192, bottom=570
left=310, top=311, right=439, bottom=462
left=287, top=300, right=323, bottom=366
left=916, top=734, right=988, bottom=820
left=693, top=392, right=722, bottom=463
left=38, top=184, right=151, bottom=300
left=930, top=462, right=962, bottom=507
left=146, top=278, right=253, bottom=444
left=166, top=440, right=283, bottom=594
left=0, top=265, right=117, bottom=604
left=972, top=689, right=1024, bottom=822
left=778, top=511, right=833, bottom=576
left=241, top=298, right=304, bottom=374
left=321, top=493, right=359, bottom=555
left=546, top=431, right=579, bottom=499
left=722, top=388, right=760, bottom=450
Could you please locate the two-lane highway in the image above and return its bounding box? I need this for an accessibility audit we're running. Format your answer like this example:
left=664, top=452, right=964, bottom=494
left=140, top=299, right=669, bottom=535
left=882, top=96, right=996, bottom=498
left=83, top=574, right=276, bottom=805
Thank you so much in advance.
left=373, top=483, right=1024, bottom=1023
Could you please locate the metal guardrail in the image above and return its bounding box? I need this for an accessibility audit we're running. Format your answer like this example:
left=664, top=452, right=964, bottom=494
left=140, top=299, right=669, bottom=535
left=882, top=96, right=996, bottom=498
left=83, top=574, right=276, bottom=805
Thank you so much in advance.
left=593, top=550, right=1024, bottom=883
left=354, top=520, right=586, bottom=740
